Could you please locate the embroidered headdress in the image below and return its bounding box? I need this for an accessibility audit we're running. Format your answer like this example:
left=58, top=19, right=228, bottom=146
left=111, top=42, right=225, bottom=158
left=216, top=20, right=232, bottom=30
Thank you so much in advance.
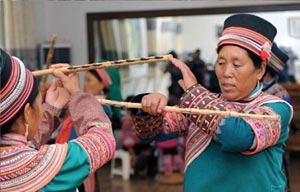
left=268, top=43, right=289, bottom=73
left=0, top=49, right=38, bottom=126
left=218, top=14, right=277, bottom=62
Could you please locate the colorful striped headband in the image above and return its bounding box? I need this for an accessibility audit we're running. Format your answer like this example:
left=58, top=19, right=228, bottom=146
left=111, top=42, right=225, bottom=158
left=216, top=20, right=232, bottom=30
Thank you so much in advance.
left=217, top=14, right=277, bottom=62
left=0, top=50, right=35, bottom=125
left=268, top=43, right=289, bottom=73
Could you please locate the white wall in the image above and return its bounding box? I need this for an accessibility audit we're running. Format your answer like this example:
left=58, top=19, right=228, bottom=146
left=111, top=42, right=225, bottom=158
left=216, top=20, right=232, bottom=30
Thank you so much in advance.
left=34, top=1, right=300, bottom=95
left=35, top=0, right=300, bottom=65
left=181, top=14, right=228, bottom=63
left=182, top=11, right=300, bottom=65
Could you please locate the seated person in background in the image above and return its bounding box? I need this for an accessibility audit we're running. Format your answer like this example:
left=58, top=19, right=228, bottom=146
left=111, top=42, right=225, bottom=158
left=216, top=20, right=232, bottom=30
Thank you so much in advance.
left=0, top=49, right=115, bottom=191
left=121, top=95, right=140, bottom=151
left=156, top=138, right=184, bottom=176
left=121, top=95, right=157, bottom=180
left=156, top=96, right=184, bottom=178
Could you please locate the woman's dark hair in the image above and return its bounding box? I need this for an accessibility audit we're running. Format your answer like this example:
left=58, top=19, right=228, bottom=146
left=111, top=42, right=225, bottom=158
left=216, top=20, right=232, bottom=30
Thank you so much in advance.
left=125, top=95, right=135, bottom=102
left=88, top=70, right=109, bottom=94
left=265, top=65, right=278, bottom=78
left=169, top=50, right=178, bottom=59
left=0, top=77, right=39, bottom=135
left=241, top=46, right=268, bottom=80
left=246, top=48, right=263, bottom=69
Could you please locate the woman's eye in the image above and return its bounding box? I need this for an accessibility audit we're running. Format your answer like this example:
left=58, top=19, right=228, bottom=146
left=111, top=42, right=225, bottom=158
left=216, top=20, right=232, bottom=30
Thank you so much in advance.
left=233, top=63, right=241, bottom=68
left=217, top=62, right=224, bottom=66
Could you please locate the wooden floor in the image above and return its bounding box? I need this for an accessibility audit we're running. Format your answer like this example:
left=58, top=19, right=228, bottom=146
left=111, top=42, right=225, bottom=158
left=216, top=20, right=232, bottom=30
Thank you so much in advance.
left=287, top=152, right=300, bottom=192
left=96, top=152, right=300, bottom=192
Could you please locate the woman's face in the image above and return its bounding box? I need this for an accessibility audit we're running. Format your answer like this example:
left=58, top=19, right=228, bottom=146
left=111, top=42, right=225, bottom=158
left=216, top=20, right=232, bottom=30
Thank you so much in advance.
left=28, top=92, right=44, bottom=140
left=215, top=45, right=265, bottom=101
left=84, top=71, right=104, bottom=96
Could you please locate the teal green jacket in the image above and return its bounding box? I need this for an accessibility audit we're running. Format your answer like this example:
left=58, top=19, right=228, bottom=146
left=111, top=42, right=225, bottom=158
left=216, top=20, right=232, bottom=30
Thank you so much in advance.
left=132, top=86, right=292, bottom=192
left=40, top=142, right=90, bottom=192
left=184, top=102, right=291, bottom=192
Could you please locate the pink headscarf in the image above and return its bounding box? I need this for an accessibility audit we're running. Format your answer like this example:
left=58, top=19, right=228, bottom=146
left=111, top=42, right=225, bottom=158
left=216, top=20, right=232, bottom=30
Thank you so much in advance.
left=95, top=69, right=112, bottom=88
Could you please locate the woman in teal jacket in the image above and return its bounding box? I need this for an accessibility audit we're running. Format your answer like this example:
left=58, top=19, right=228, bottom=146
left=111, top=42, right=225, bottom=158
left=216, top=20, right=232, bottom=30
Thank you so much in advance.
left=130, top=14, right=293, bottom=192
left=0, top=49, right=115, bottom=191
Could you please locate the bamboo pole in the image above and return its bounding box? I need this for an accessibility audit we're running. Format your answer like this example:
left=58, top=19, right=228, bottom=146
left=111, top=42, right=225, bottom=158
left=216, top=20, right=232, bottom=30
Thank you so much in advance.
left=42, top=34, right=57, bottom=83
left=32, top=54, right=173, bottom=77
left=99, top=99, right=279, bottom=121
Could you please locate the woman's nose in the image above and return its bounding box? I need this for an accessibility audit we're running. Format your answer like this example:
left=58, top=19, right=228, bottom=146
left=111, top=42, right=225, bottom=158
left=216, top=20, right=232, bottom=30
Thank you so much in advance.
left=223, top=65, right=233, bottom=78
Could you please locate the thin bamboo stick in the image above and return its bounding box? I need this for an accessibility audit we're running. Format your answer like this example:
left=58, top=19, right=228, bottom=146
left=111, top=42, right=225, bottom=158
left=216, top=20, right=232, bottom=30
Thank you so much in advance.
left=42, top=34, right=57, bottom=83
left=32, top=54, right=173, bottom=77
left=99, top=99, right=279, bottom=121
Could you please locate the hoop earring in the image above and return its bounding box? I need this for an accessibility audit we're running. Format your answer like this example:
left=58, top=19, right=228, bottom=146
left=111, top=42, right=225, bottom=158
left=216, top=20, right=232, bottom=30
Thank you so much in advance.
left=25, top=123, right=29, bottom=139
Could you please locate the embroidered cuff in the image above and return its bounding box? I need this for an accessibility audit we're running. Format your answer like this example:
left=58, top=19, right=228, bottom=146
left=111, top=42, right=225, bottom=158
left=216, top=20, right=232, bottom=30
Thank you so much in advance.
left=87, top=122, right=111, bottom=130
left=129, top=93, right=163, bottom=140
left=163, top=112, right=189, bottom=136
left=43, top=103, right=62, bottom=117
left=180, top=84, right=224, bottom=135
left=242, top=106, right=281, bottom=155
left=132, top=115, right=163, bottom=139
left=70, top=90, right=82, bottom=98
left=73, top=128, right=116, bottom=173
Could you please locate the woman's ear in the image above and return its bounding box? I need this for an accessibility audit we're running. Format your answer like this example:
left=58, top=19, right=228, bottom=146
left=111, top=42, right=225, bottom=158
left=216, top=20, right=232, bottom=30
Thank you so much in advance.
left=258, top=61, right=267, bottom=80
left=23, top=103, right=32, bottom=124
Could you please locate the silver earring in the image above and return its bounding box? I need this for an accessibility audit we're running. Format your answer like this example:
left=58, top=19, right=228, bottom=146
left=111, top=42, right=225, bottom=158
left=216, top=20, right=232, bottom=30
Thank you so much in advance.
left=25, top=123, right=29, bottom=139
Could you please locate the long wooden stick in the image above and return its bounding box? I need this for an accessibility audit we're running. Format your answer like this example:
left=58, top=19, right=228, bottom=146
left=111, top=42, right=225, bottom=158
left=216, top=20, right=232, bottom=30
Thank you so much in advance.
left=32, top=54, right=173, bottom=77
left=42, top=34, right=57, bottom=83
left=99, top=99, right=279, bottom=121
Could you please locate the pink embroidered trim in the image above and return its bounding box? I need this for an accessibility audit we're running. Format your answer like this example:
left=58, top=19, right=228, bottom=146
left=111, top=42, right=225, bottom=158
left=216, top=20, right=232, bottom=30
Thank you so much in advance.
left=242, top=106, right=281, bottom=155
left=218, top=27, right=272, bottom=61
left=0, top=144, right=68, bottom=192
left=73, top=127, right=116, bottom=173
left=163, top=112, right=189, bottom=136
left=264, top=84, right=289, bottom=99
